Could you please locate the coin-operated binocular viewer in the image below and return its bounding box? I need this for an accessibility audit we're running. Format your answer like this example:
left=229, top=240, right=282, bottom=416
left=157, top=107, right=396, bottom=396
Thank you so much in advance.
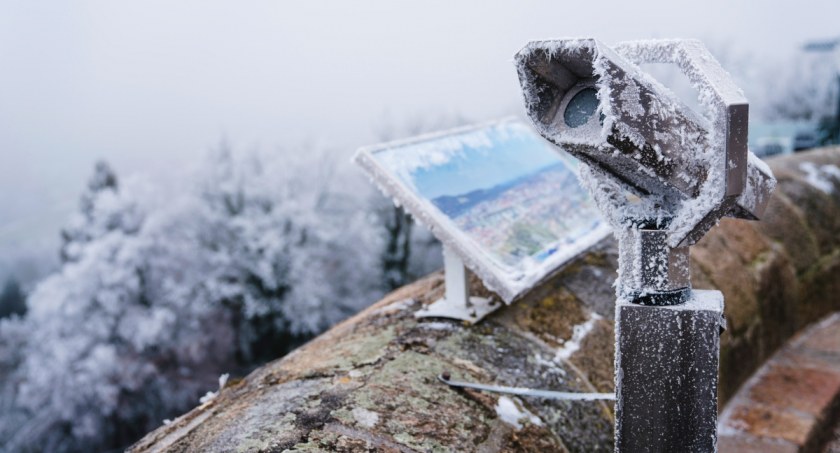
left=515, top=38, right=776, bottom=452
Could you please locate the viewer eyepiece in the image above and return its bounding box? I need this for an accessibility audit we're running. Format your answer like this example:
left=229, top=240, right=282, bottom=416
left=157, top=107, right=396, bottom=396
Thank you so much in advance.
left=563, top=87, right=599, bottom=128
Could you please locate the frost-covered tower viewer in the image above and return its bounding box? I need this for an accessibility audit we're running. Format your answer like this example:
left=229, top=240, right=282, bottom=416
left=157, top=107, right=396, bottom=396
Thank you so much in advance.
left=515, top=39, right=776, bottom=451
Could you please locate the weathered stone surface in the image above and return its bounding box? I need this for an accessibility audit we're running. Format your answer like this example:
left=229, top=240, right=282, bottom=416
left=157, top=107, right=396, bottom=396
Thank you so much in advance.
left=719, top=313, right=840, bottom=452
left=130, top=148, right=840, bottom=453
left=706, top=147, right=840, bottom=402
left=131, top=267, right=615, bottom=452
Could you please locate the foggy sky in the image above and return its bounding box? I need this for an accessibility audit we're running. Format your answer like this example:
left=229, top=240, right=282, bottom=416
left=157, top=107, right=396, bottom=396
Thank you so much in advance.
left=1, top=0, right=838, bottom=265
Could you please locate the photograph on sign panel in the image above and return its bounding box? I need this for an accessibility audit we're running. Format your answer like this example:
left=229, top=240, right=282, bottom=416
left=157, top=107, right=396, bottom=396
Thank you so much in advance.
left=369, top=121, right=608, bottom=282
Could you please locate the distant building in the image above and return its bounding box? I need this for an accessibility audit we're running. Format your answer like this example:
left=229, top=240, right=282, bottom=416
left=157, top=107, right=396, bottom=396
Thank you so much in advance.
left=749, top=121, right=821, bottom=158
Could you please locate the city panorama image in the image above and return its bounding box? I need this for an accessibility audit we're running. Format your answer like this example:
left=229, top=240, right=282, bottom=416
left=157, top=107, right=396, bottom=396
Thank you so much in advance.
left=371, top=121, right=607, bottom=275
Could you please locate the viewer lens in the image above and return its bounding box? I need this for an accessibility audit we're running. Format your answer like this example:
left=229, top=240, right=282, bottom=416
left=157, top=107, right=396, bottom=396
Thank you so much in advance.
left=564, top=88, right=599, bottom=128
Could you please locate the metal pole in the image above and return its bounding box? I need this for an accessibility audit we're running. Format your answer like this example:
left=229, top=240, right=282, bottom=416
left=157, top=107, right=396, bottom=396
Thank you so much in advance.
left=613, top=229, right=725, bottom=452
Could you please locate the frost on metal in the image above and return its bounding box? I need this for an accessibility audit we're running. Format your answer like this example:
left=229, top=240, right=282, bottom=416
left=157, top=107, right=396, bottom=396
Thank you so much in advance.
left=515, top=38, right=776, bottom=247
left=353, top=119, right=610, bottom=303
left=614, top=289, right=724, bottom=451
left=514, top=38, right=777, bottom=300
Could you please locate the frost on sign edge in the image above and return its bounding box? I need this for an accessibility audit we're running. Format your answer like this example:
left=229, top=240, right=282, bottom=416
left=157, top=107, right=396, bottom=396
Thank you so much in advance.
left=353, top=119, right=610, bottom=304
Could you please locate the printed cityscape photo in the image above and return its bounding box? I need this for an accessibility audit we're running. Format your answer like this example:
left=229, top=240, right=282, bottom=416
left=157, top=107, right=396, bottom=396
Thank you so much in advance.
left=399, top=124, right=605, bottom=271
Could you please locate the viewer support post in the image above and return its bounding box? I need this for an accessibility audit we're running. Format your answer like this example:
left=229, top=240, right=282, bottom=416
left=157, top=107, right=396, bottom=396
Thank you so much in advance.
left=613, top=228, right=724, bottom=450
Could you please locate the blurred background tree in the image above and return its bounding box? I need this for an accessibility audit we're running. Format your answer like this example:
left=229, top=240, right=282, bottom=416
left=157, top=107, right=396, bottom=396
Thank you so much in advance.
left=0, top=137, right=445, bottom=452
left=0, top=277, right=25, bottom=319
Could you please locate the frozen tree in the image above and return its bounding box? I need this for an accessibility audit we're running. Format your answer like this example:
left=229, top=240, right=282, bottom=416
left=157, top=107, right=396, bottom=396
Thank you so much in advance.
left=638, top=41, right=839, bottom=132
left=369, top=112, right=471, bottom=289
left=370, top=190, right=443, bottom=291
left=0, top=277, right=25, bottom=319
left=0, top=165, right=196, bottom=452
left=760, top=53, right=837, bottom=123
left=0, top=247, right=56, bottom=298
left=0, top=110, right=468, bottom=451
left=372, top=201, right=443, bottom=290
left=178, top=144, right=384, bottom=362
left=0, top=145, right=394, bottom=452
left=0, top=317, right=28, bottom=450
left=59, top=160, right=143, bottom=264
left=380, top=204, right=415, bottom=289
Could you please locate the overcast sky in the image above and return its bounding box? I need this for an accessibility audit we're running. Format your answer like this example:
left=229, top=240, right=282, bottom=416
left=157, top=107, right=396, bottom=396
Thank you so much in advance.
left=1, top=0, right=838, bottom=267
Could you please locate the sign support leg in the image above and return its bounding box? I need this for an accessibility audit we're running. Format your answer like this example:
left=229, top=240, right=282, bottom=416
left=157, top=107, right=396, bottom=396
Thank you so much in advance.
left=415, top=246, right=501, bottom=323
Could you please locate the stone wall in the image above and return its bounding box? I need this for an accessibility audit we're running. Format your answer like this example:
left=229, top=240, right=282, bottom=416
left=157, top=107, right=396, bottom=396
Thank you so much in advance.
left=130, top=148, right=840, bottom=452
left=694, top=148, right=840, bottom=401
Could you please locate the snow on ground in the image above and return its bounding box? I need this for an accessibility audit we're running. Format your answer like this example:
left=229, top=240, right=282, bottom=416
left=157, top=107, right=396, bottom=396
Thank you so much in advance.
left=494, top=396, right=543, bottom=429
left=418, top=321, right=455, bottom=331
left=800, top=162, right=840, bottom=194
left=374, top=298, right=416, bottom=315
left=351, top=407, right=380, bottom=428
left=199, top=374, right=229, bottom=404
left=555, top=312, right=602, bottom=361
